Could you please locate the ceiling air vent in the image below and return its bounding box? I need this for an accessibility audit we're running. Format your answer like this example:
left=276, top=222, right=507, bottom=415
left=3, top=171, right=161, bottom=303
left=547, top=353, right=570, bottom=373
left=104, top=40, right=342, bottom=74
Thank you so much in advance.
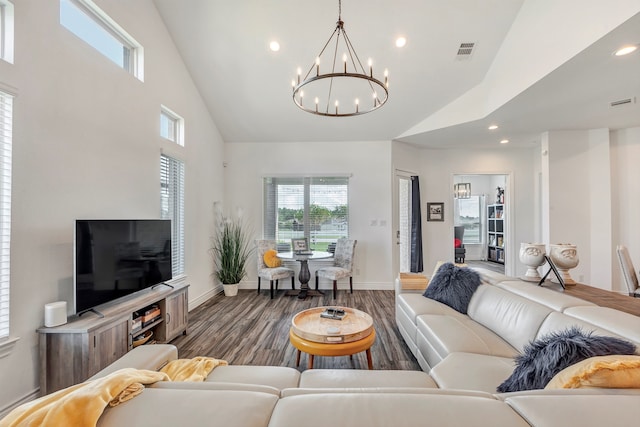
left=456, top=42, right=475, bottom=58
left=610, top=97, right=636, bottom=107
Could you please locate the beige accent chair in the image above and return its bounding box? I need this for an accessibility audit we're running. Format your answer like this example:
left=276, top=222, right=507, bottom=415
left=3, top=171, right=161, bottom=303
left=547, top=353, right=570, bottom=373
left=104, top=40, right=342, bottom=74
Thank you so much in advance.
left=616, top=245, right=640, bottom=297
left=256, top=239, right=295, bottom=299
left=315, top=238, right=357, bottom=299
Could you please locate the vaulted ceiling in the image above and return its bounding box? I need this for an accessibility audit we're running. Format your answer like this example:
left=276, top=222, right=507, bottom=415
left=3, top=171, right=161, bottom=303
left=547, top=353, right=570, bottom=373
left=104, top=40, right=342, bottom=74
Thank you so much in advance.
left=153, top=0, right=640, bottom=148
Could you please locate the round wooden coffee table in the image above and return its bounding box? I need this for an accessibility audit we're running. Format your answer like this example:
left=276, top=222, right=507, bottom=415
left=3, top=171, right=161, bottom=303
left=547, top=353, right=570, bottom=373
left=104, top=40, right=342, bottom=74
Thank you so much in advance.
left=289, top=306, right=375, bottom=369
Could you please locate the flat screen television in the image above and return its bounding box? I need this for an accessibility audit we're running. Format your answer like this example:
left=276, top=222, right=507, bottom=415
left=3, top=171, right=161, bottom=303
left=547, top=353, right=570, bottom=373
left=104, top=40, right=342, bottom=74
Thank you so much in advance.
left=74, top=219, right=172, bottom=315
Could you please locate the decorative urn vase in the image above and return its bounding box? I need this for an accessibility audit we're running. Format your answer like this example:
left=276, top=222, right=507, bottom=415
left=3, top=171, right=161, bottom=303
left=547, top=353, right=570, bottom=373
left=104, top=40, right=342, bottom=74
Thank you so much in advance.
left=549, top=243, right=579, bottom=286
left=519, top=243, right=546, bottom=282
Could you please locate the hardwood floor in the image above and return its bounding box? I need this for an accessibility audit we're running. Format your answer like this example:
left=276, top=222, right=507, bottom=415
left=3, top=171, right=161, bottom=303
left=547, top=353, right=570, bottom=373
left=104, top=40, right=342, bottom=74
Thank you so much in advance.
left=172, top=280, right=640, bottom=371
left=171, top=289, right=421, bottom=371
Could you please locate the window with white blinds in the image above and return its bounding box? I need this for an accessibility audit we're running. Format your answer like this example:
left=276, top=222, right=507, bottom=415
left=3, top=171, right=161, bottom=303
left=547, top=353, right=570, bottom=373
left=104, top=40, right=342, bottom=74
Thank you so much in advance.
left=263, top=177, right=349, bottom=251
left=160, top=154, right=184, bottom=276
left=0, top=91, right=12, bottom=340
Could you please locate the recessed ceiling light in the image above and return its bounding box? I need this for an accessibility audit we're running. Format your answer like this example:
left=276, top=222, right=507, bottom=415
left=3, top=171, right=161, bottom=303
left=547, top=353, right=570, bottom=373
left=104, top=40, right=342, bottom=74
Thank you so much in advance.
left=488, top=125, right=498, bottom=130
left=500, top=139, right=509, bottom=144
left=269, top=41, right=280, bottom=52
left=614, top=45, right=638, bottom=56
left=396, top=37, right=407, bottom=48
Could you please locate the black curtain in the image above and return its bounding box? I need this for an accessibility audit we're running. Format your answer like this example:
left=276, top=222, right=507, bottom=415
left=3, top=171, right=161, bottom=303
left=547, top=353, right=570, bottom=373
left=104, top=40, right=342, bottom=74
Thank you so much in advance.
left=410, top=176, right=423, bottom=272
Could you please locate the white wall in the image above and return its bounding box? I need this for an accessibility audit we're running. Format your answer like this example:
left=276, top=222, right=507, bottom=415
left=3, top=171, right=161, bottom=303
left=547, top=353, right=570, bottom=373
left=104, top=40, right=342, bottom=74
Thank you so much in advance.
left=405, top=147, right=538, bottom=277
left=610, top=127, right=640, bottom=294
left=0, top=0, right=223, bottom=412
left=223, top=141, right=393, bottom=290
left=543, top=130, right=613, bottom=289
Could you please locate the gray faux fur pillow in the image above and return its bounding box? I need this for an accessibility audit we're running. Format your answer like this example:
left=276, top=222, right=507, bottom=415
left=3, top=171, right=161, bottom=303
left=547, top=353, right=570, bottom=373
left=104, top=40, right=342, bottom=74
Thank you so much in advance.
left=423, top=262, right=481, bottom=314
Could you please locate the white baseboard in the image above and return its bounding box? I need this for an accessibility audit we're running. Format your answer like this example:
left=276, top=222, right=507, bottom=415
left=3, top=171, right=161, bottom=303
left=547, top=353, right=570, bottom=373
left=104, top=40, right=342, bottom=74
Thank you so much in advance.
left=188, top=286, right=220, bottom=311
left=238, top=281, right=394, bottom=291
left=0, top=388, right=40, bottom=419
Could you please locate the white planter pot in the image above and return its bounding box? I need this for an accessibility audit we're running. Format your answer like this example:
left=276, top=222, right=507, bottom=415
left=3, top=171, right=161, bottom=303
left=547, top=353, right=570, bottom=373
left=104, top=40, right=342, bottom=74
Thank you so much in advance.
left=519, top=243, right=546, bottom=282
left=223, top=283, right=239, bottom=297
left=549, top=243, right=579, bottom=286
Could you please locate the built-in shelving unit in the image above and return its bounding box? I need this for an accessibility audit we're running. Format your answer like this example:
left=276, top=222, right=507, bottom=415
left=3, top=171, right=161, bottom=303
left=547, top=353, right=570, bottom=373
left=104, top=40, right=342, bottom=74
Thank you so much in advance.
left=487, top=204, right=505, bottom=264
left=37, top=281, right=189, bottom=395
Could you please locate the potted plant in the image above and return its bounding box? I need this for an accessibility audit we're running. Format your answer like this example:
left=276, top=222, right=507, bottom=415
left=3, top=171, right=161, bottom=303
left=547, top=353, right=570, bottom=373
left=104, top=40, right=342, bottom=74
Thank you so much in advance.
left=211, top=205, right=254, bottom=296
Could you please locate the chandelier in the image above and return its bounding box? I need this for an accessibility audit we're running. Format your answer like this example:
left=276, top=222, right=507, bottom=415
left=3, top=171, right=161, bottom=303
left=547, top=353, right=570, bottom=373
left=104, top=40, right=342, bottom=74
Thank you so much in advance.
left=292, top=0, right=389, bottom=117
left=454, top=183, right=471, bottom=199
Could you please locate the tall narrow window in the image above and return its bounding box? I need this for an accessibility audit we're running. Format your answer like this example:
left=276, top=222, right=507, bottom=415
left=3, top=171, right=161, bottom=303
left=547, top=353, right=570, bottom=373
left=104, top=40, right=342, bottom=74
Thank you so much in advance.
left=60, top=0, right=143, bottom=80
left=0, top=0, right=14, bottom=64
left=263, top=177, right=349, bottom=251
left=160, top=155, right=184, bottom=276
left=454, top=196, right=481, bottom=244
left=0, top=90, right=13, bottom=340
left=160, top=106, right=184, bottom=146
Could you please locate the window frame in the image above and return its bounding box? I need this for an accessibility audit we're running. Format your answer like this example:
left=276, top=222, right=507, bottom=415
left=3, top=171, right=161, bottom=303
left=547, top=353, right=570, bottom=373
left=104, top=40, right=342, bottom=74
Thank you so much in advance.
left=160, top=105, right=184, bottom=146
left=160, top=154, right=185, bottom=276
left=0, top=0, right=14, bottom=64
left=59, top=0, right=144, bottom=81
left=454, top=195, right=482, bottom=244
left=0, top=89, right=13, bottom=346
left=263, top=176, right=350, bottom=252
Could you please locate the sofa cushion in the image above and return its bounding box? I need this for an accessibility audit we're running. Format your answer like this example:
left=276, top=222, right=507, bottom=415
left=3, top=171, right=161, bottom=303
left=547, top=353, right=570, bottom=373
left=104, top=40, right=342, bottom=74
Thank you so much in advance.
left=563, top=306, right=640, bottom=347
left=545, top=355, right=640, bottom=389
left=467, top=285, right=553, bottom=352
left=423, top=263, right=481, bottom=314
left=505, top=395, right=640, bottom=427
left=416, top=314, right=518, bottom=368
left=430, top=352, right=516, bottom=393
left=299, top=369, right=437, bottom=389
left=97, top=388, right=278, bottom=427
left=268, top=393, right=530, bottom=427
left=205, top=365, right=300, bottom=390
left=495, top=280, right=595, bottom=312
left=497, top=327, right=637, bottom=392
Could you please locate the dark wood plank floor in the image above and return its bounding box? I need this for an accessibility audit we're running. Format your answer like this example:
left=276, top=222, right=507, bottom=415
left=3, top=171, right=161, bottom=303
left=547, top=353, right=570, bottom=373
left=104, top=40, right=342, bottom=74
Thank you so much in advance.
left=171, top=289, right=421, bottom=371
left=171, top=281, right=640, bottom=371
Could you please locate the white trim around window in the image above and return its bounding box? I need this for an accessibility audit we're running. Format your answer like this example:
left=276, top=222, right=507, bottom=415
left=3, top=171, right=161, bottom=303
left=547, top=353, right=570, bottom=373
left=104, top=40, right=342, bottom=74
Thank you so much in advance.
left=0, top=0, right=14, bottom=64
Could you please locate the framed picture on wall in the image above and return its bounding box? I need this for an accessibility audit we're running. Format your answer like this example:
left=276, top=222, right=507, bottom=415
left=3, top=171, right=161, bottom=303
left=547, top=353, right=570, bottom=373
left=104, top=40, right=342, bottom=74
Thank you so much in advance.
left=427, top=202, right=444, bottom=221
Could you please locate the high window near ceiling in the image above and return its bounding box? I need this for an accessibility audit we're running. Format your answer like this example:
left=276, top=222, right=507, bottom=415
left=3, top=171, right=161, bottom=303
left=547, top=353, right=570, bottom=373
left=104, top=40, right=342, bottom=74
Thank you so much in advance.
left=160, top=155, right=185, bottom=276
left=160, top=106, right=184, bottom=146
left=0, top=0, right=14, bottom=64
left=0, top=90, right=13, bottom=344
left=263, top=177, right=349, bottom=251
left=60, top=0, right=144, bottom=81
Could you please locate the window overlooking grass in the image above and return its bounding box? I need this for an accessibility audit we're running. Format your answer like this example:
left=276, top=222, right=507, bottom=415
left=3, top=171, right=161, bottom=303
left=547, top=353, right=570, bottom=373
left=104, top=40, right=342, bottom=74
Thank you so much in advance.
left=60, top=0, right=144, bottom=80
left=263, top=177, right=349, bottom=251
left=454, top=196, right=481, bottom=244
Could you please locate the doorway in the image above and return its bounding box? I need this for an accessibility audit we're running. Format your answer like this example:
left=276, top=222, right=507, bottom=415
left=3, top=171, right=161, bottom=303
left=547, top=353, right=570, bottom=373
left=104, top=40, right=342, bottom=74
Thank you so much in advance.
left=453, top=174, right=509, bottom=274
left=393, top=170, right=415, bottom=275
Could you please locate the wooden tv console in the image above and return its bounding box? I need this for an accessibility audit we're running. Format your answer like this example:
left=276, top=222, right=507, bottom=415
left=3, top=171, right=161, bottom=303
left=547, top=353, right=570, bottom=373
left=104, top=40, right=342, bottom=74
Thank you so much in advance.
left=37, top=280, right=189, bottom=395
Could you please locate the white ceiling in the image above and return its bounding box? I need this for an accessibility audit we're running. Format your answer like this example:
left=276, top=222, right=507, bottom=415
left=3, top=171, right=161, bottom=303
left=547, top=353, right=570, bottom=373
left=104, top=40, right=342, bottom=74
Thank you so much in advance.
left=153, top=0, right=640, bottom=148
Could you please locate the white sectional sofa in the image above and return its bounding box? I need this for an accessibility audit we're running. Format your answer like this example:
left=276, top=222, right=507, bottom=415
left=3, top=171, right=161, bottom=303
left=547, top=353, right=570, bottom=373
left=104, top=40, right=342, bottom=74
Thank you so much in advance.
left=6, top=267, right=640, bottom=426
left=395, top=268, right=640, bottom=394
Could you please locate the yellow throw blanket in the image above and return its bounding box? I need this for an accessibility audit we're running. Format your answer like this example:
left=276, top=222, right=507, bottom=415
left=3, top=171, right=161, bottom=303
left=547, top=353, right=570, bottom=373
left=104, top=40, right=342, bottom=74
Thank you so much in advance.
left=0, top=356, right=228, bottom=427
left=0, top=368, right=169, bottom=427
left=160, top=356, right=228, bottom=382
